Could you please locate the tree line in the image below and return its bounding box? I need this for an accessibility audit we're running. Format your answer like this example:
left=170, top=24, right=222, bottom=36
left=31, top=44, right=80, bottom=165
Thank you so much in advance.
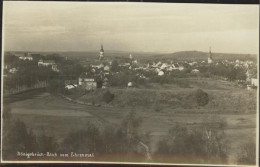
left=4, top=54, right=85, bottom=90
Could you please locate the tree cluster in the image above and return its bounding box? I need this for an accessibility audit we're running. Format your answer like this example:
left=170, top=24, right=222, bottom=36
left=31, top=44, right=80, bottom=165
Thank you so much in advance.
left=155, top=116, right=229, bottom=163
left=198, top=63, right=247, bottom=81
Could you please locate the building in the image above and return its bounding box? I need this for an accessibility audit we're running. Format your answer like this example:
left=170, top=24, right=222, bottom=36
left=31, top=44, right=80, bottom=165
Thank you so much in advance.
left=79, top=74, right=97, bottom=90
left=104, top=65, right=110, bottom=71
left=160, top=63, right=167, bottom=70
left=9, top=67, right=18, bottom=74
left=208, top=47, right=213, bottom=64
left=158, top=70, right=164, bottom=76
left=191, top=69, right=200, bottom=74
left=38, top=59, right=59, bottom=72
left=251, top=78, right=258, bottom=87
left=65, top=80, right=78, bottom=86
left=99, top=44, right=104, bottom=61
left=15, top=53, right=33, bottom=61
left=178, top=63, right=185, bottom=71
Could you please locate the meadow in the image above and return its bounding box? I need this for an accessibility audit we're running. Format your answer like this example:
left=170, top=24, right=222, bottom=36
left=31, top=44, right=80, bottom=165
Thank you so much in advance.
left=4, top=77, right=257, bottom=164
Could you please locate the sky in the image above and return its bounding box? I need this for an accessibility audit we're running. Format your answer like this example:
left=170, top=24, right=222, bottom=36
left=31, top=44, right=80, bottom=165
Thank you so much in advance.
left=3, top=2, right=259, bottom=54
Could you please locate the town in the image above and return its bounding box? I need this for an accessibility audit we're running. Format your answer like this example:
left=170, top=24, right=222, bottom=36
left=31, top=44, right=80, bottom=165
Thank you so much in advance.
left=3, top=45, right=258, bottom=97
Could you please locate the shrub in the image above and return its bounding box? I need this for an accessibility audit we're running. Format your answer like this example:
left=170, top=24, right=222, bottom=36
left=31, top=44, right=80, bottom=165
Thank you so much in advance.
left=195, top=89, right=209, bottom=106
left=103, top=90, right=115, bottom=103
left=155, top=123, right=229, bottom=162
left=109, top=72, right=128, bottom=87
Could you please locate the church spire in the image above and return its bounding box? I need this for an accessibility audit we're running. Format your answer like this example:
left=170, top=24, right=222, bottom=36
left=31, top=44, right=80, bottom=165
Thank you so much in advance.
left=208, top=46, right=213, bottom=64
left=99, top=44, right=104, bottom=61
left=100, top=44, right=104, bottom=52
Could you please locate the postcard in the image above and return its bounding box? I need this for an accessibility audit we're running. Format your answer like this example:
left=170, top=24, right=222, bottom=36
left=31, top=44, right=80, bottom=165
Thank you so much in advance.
left=1, top=1, right=259, bottom=166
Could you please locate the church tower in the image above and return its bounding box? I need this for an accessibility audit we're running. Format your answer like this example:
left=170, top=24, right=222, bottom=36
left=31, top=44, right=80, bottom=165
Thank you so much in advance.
left=99, top=44, right=104, bottom=61
left=208, top=47, right=213, bottom=64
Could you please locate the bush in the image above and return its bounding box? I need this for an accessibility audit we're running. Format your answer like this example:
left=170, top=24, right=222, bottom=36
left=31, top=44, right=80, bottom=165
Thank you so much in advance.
left=103, top=90, right=115, bottom=103
left=155, top=122, right=229, bottom=162
left=195, top=89, right=209, bottom=106
left=109, top=72, right=128, bottom=87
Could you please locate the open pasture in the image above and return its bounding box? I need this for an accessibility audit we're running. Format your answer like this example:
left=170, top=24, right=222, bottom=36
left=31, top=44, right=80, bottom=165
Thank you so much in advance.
left=5, top=77, right=257, bottom=164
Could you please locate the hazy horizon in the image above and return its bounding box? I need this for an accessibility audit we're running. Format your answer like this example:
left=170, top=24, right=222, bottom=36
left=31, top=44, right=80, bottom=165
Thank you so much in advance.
left=4, top=49, right=258, bottom=56
left=3, top=2, right=259, bottom=54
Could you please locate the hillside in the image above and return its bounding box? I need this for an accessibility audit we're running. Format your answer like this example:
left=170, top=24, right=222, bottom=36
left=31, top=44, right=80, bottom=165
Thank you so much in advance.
left=150, top=51, right=257, bottom=62
left=6, top=50, right=257, bottom=62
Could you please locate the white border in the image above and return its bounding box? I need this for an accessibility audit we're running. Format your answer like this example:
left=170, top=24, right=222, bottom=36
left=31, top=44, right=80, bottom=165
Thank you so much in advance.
left=1, top=2, right=259, bottom=167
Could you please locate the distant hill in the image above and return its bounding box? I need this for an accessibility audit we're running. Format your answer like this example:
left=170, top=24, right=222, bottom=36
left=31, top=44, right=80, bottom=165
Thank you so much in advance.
left=150, top=51, right=257, bottom=62
left=6, top=50, right=257, bottom=62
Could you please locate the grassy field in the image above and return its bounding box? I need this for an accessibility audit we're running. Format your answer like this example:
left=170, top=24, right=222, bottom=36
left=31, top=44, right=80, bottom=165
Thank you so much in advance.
left=77, top=77, right=256, bottom=113
left=4, top=77, right=257, bottom=164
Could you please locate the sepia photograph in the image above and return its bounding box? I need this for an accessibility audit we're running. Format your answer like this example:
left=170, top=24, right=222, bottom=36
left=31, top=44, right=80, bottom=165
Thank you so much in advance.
left=1, top=1, right=259, bottom=166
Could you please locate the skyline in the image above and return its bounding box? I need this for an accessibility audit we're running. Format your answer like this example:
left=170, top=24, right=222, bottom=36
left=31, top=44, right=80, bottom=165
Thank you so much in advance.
left=3, top=2, right=259, bottom=54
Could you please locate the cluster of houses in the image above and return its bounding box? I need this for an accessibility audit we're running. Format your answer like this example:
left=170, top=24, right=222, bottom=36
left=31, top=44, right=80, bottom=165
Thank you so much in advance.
left=4, top=47, right=258, bottom=91
left=66, top=45, right=205, bottom=91
left=38, top=59, right=59, bottom=72
left=64, top=45, right=258, bottom=92
left=10, top=52, right=35, bottom=61
left=4, top=52, right=60, bottom=74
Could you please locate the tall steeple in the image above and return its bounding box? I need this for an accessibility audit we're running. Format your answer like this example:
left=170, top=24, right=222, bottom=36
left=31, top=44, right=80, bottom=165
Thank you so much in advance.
left=208, top=47, right=213, bottom=64
left=99, top=44, right=104, bottom=61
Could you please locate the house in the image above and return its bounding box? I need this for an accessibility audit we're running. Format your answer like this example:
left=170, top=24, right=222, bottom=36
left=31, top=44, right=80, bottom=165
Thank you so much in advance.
left=65, top=80, right=78, bottom=86
left=78, top=74, right=97, bottom=90
left=65, top=80, right=78, bottom=90
left=251, top=78, right=258, bottom=87
left=120, top=63, right=131, bottom=67
left=178, top=64, right=185, bottom=71
left=102, top=77, right=109, bottom=88
left=158, top=70, right=164, bottom=76
left=172, top=63, right=179, bottom=70
left=128, top=82, right=135, bottom=87
left=155, top=61, right=162, bottom=67
left=132, top=59, right=138, bottom=64
left=65, top=85, right=77, bottom=90
left=189, top=61, right=198, bottom=66
left=92, top=63, right=105, bottom=69
left=19, top=55, right=33, bottom=61
left=51, top=64, right=59, bottom=72
left=9, top=67, right=18, bottom=74
left=191, top=69, right=200, bottom=74
left=160, top=63, right=167, bottom=70
left=38, top=59, right=55, bottom=66
left=166, top=66, right=173, bottom=71
left=38, top=59, right=59, bottom=72
left=14, top=53, right=33, bottom=61
left=104, top=65, right=110, bottom=71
